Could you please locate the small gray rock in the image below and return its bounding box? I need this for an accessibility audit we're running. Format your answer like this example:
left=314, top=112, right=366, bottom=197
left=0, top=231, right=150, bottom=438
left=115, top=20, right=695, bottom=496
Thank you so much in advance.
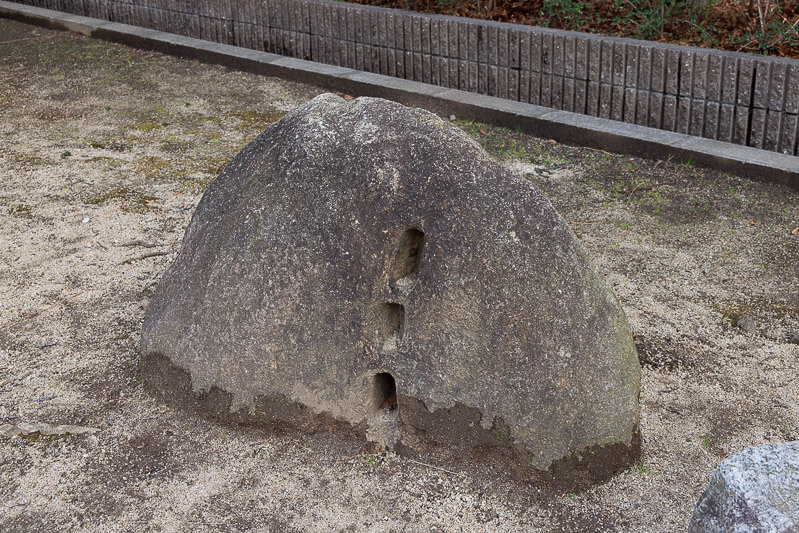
left=736, top=314, right=757, bottom=335
left=787, top=331, right=799, bottom=345
left=690, top=441, right=799, bottom=532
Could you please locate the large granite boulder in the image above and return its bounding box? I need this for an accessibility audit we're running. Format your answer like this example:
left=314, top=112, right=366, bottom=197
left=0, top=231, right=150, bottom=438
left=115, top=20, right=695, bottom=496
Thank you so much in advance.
left=141, top=94, right=640, bottom=478
left=690, top=441, right=799, bottom=532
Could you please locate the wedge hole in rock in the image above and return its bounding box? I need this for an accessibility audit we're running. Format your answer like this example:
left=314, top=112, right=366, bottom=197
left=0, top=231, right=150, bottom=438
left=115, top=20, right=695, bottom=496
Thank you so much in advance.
left=373, top=372, right=397, bottom=412
left=377, top=302, right=404, bottom=351
left=390, top=228, right=425, bottom=290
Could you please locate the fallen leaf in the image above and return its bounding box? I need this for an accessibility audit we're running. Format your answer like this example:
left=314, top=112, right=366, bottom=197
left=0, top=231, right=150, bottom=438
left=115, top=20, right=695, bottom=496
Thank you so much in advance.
left=792, top=227, right=799, bottom=235
left=547, top=139, right=557, bottom=144
left=1, top=422, right=99, bottom=438
left=343, top=94, right=354, bottom=100
left=748, top=220, right=755, bottom=225
left=479, top=129, right=487, bottom=135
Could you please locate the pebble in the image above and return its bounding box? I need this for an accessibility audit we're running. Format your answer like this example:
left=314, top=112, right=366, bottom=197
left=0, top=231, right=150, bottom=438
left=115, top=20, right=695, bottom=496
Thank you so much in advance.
left=735, top=314, right=756, bottom=335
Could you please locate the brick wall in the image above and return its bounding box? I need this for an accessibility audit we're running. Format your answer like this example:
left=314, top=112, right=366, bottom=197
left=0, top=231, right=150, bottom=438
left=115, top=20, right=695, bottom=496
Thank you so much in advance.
left=13, top=0, right=799, bottom=155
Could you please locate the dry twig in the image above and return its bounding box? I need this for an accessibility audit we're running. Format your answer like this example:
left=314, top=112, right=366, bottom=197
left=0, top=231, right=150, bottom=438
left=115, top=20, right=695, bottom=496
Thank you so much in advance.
left=119, top=251, right=169, bottom=265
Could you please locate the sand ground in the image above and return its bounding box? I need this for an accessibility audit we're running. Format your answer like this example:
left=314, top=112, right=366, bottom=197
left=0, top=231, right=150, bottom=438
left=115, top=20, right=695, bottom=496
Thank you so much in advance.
left=0, top=17, right=797, bottom=532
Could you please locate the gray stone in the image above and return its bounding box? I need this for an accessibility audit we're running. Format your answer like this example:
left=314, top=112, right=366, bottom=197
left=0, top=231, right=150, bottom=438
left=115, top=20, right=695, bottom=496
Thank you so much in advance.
left=736, top=314, right=757, bottom=335
left=690, top=441, right=799, bottom=532
left=141, top=94, right=640, bottom=478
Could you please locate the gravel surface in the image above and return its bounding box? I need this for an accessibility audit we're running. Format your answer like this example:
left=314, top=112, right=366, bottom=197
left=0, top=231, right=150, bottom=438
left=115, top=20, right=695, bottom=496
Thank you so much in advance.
left=1, top=17, right=797, bottom=532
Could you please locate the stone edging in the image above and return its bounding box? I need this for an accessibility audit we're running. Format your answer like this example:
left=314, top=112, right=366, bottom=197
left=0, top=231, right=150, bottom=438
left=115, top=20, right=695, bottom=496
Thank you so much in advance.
left=0, top=1, right=797, bottom=187
left=6, top=0, right=799, bottom=159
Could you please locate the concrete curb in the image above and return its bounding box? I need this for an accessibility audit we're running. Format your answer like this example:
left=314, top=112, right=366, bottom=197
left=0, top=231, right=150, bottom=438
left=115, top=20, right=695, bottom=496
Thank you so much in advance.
left=1, top=1, right=797, bottom=188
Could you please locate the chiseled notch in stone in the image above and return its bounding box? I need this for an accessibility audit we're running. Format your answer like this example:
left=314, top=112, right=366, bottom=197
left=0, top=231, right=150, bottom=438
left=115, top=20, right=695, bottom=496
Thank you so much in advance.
left=390, top=227, right=425, bottom=291
left=376, top=302, right=405, bottom=352
left=372, top=372, right=398, bottom=412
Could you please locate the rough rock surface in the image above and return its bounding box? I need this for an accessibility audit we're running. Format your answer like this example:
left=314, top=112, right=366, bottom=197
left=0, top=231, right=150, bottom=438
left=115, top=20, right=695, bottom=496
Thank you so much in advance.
left=141, top=94, right=640, bottom=476
left=690, top=441, right=799, bottom=532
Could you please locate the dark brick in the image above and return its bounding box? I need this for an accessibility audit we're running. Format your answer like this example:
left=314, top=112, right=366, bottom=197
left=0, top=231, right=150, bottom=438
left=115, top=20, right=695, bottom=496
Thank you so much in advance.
left=574, top=79, right=587, bottom=114
left=648, top=93, right=663, bottom=129
left=763, top=110, right=781, bottom=151
left=785, top=65, right=799, bottom=114
left=732, top=105, right=750, bottom=145
left=457, top=21, right=468, bottom=59
left=499, top=27, right=509, bottom=67
left=624, top=43, right=639, bottom=87
left=563, top=77, right=575, bottom=112
left=753, top=60, right=771, bottom=109
left=689, top=99, right=705, bottom=136
left=718, top=104, right=735, bottom=143
left=448, top=54, right=458, bottom=87
left=778, top=114, right=797, bottom=155
left=599, top=40, right=612, bottom=83
left=540, top=73, right=552, bottom=107
left=623, top=87, right=636, bottom=122
left=488, top=25, right=498, bottom=65
left=748, top=108, right=766, bottom=148
left=530, top=31, right=543, bottom=74
left=429, top=19, right=438, bottom=56
left=636, top=46, right=651, bottom=90
left=530, top=71, right=541, bottom=105
left=477, top=60, right=489, bottom=94
left=721, top=55, right=738, bottom=105
left=508, top=68, right=519, bottom=101
left=676, top=96, right=691, bottom=133
left=519, top=69, right=529, bottom=102
left=447, top=20, right=458, bottom=59
left=542, top=33, right=553, bottom=74
left=737, top=58, right=755, bottom=106
left=679, top=51, right=693, bottom=96
left=588, top=38, right=601, bottom=81
left=552, top=34, right=564, bottom=76
left=551, top=74, right=563, bottom=109
left=702, top=102, right=719, bottom=139
left=497, top=66, right=508, bottom=99
left=768, top=63, right=787, bottom=111
left=468, top=60, right=478, bottom=93
left=509, top=28, right=520, bottom=69
left=650, top=47, right=665, bottom=93
left=635, top=89, right=648, bottom=126
left=662, top=94, right=677, bottom=130
left=421, top=16, right=430, bottom=53
left=575, top=37, right=588, bottom=80
left=611, top=85, right=624, bottom=121
left=706, top=54, right=722, bottom=102
left=469, top=24, right=480, bottom=64
left=587, top=80, right=600, bottom=116
left=665, top=49, right=680, bottom=95
left=564, top=35, right=575, bottom=78
left=692, top=52, right=708, bottom=100
left=612, top=42, right=625, bottom=86
left=599, top=83, right=612, bottom=119
left=488, top=64, right=498, bottom=96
